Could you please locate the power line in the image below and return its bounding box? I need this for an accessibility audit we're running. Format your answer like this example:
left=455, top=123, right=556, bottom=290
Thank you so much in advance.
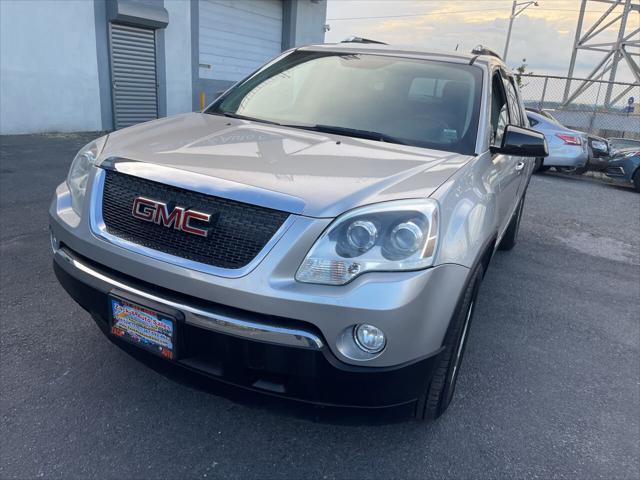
left=327, top=7, right=612, bottom=22
left=328, top=8, right=505, bottom=21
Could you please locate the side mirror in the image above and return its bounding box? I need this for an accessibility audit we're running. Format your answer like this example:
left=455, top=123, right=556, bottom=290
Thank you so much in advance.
left=491, top=124, right=549, bottom=157
left=589, top=139, right=609, bottom=158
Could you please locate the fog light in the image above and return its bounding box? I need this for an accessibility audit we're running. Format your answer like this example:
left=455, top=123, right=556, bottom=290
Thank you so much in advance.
left=354, top=324, right=386, bottom=353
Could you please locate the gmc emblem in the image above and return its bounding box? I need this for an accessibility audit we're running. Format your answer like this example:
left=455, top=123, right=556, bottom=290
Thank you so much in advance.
left=131, top=197, right=212, bottom=238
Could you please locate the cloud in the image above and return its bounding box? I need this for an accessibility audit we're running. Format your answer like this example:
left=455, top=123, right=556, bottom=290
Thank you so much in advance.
left=325, top=0, right=638, bottom=81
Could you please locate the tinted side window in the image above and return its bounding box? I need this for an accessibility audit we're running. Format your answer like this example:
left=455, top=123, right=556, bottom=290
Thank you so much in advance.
left=527, top=116, right=539, bottom=127
left=503, top=77, right=523, bottom=126
left=491, top=73, right=510, bottom=147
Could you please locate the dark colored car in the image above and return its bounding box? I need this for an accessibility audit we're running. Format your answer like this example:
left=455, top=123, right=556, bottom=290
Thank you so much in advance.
left=587, top=135, right=610, bottom=171
left=608, top=137, right=640, bottom=155
left=605, top=149, right=640, bottom=192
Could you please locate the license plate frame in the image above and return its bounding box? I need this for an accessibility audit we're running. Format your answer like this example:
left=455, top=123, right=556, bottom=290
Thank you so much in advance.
left=109, top=296, right=177, bottom=360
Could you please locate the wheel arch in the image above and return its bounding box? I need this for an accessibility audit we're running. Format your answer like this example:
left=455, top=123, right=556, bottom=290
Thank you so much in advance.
left=432, top=152, right=501, bottom=269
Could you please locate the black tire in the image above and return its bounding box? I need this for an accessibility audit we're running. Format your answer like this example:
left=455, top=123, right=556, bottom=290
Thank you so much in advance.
left=557, top=165, right=588, bottom=175
left=498, top=194, right=525, bottom=251
left=533, top=157, right=543, bottom=173
left=633, top=169, right=640, bottom=193
left=416, top=263, right=484, bottom=421
left=536, top=164, right=550, bottom=174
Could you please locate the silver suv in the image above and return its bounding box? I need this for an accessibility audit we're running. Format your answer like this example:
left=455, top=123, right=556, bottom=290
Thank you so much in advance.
left=50, top=43, right=547, bottom=419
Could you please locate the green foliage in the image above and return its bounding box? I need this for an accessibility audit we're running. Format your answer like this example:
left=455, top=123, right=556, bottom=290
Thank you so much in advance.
left=514, top=59, right=532, bottom=89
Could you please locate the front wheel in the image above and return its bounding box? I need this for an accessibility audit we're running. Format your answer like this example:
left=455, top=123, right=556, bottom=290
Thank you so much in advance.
left=633, top=169, right=640, bottom=193
left=416, top=263, right=484, bottom=420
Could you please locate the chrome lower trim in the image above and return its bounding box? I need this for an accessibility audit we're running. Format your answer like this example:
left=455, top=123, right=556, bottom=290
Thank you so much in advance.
left=89, top=167, right=297, bottom=278
left=55, top=247, right=324, bottom=350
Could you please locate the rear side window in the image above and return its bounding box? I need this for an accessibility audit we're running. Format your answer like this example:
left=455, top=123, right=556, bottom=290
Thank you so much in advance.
left=527, top=116, right=539, bottom=127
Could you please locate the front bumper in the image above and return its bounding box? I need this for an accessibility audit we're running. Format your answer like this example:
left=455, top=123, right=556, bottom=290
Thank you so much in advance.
left=53, top=245, right=441, bottom=408
left=50, top=174, right=471, bottom=369
left=605, top=160, right=633, bottom=183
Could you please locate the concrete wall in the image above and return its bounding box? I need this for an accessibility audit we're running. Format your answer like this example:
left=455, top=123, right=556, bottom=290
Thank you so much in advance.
left=0, top=0, right=326, bottom=134
left=164, top=0, right=192, bottom=115
left=0, top=0, right=102, bottom=134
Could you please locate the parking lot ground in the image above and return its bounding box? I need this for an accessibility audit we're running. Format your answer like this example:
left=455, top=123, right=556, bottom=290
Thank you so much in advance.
left=1, top=133, right=639, bottom=479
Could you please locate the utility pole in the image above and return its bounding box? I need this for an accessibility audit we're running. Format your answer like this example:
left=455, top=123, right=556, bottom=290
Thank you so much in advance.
left=503, top=1, right=539, bottom=63
left=563, top=0, right=640, bottom=107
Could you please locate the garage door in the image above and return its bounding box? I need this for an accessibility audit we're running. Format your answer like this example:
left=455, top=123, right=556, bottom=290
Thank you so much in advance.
left=109, top=23, right=158, bottom=129
left=199, top=0, right=283, bottom=82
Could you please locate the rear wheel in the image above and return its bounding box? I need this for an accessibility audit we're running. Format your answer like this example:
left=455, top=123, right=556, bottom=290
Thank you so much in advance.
left=536, top=162, right=550, bottom=174
left=533, top=157, right=544, bottom=173
left=498, top=194, right=525, bottom=251
left=416, top=263, right=484, bottom=420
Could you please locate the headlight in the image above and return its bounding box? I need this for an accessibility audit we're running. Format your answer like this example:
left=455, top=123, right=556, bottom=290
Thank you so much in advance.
left=296, top=199, right=439, bottom=285
left=67, top=136, right=108, bottom=215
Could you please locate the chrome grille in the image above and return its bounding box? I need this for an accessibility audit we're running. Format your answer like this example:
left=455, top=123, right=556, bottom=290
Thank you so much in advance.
left=101, top=170, right=289, bottom=269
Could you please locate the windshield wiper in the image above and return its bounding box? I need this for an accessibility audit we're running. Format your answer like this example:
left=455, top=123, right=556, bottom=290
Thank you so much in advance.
left=210, top=113, right=408, bottom=145
left=291, top=124, right=408, bottom=145
left=209, top=111, right=283, bottom=126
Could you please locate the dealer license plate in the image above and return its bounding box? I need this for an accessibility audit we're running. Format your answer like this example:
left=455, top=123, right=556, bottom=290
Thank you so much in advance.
left=109, top=297, right=175, bottom=360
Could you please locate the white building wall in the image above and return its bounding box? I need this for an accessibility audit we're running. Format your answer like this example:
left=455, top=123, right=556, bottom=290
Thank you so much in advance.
left=292, top=0, right=327, bottom=47
left=199, top=0, right=282, bottom=82
left=0, top=0, right=102, bottom=134
left=164, top=0, right=193, bottom=115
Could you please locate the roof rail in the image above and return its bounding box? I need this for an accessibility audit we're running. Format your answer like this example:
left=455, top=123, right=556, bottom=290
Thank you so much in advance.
left=341, top=36, right=387, bottom=45
left=471, top=45, right=502, bottom=60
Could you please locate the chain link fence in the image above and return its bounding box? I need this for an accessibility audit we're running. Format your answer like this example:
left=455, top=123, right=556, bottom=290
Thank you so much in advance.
left=518, top=74, right=640, bottom=140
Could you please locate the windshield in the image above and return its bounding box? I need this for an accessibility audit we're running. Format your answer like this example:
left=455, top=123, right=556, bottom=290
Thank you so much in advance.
left=611, top=138, right=640, bottom=150
left=207, top=51, right=483, bottom=155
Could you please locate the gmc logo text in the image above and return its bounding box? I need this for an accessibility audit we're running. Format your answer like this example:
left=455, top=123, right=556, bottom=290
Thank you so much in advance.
left=131, top=197, right=212, bottom=238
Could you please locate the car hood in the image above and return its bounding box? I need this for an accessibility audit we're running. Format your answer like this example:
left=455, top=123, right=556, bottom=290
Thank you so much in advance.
left=101, top=113, right=471, bottom=218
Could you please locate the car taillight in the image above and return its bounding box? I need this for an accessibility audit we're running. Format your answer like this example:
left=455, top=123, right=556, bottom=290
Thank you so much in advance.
left=556, top=133, right=582, bottom=146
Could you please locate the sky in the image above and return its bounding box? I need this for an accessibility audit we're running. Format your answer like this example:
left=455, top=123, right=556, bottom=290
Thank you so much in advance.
left=324, top=0, right=639, bottom=81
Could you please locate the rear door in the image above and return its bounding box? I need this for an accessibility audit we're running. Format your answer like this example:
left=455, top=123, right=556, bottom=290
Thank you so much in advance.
left=503, top=74, right=530, bottom=196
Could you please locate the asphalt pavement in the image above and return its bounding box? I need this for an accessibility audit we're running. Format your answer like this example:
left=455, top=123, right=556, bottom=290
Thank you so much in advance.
left=1, top=133, right=639, bottom=479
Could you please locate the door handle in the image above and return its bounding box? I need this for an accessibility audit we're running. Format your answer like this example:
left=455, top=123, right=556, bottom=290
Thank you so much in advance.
left=515, top=161, right=526, bottom=172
